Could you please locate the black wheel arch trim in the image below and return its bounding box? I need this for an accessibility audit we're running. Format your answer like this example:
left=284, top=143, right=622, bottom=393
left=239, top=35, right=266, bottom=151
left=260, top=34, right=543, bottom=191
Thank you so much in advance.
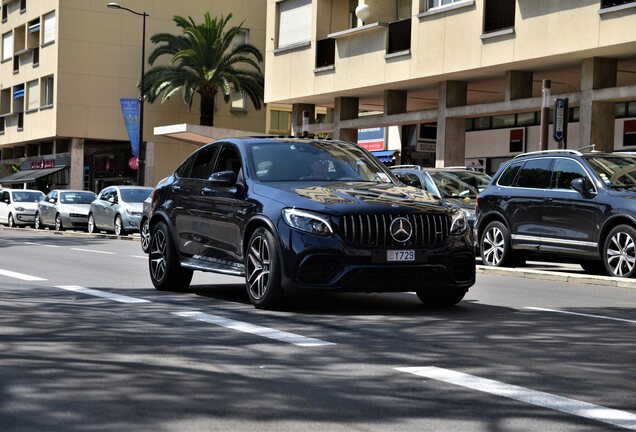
left=477, top=210, right=510, bottom=240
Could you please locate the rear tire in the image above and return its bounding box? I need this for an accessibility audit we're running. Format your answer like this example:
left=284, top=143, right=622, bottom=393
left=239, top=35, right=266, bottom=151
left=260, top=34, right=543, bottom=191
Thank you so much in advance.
left=416, top=290, right=466, bottom=306
left=149, top=221, right=193, bottom=291
left=480, top=221, right=514, bottom=267
left=245, top=227, right=283, bottom=309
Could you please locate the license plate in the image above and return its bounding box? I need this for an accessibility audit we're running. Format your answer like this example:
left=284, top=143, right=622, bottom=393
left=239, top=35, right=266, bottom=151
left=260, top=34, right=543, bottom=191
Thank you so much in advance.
left=387, top=250, right=415, bottom=262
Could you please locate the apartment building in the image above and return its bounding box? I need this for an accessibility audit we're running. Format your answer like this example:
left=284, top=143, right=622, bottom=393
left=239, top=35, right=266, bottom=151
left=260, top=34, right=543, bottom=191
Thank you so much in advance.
left=265, top=0, right=636, bottom=173
left=0, top=0, right=266, bottom=191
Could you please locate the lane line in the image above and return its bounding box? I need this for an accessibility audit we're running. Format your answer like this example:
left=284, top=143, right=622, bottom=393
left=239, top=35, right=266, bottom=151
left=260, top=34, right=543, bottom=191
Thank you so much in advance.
left=55, top=285, right=150, bottom=304
left=70, top=248, right=116, bottom=255
left=23, top=242, right=38, bottom=245
left=396, top=366, right=636, bottom=431
left=0, top=268, right=47, bottom=281
left=174, top=311, right=335, bottom=347
left=525, top=307, right=636, bottom=324
left=41, top=244, right=60, bottom=248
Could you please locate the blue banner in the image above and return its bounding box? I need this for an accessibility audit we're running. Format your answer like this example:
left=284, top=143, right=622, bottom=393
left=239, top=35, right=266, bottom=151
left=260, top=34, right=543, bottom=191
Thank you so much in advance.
left=120, top=98, right=140, bottom=157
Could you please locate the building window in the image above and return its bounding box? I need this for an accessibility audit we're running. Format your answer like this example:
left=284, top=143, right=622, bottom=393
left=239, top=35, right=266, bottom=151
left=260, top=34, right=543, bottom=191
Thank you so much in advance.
left=26, top=79, right=38, bottom=111
left=601, top=0, right=636, bottom=7
left=270, top=110, right=291, bottom=132
left=483, top=0, right=515, bottom=34
left=428, top=0, right=464, bottom=8
left=0, top=117, right=4, bottom=134
left=232, top=29, right=249, bottom=48
left=12, top=56, right=18, bottom=73
left=230, top=88, right=247, bottom=112
left=2, top=6, right=7, bottom=22
left=315, top=37, right=335, bottom=68
left=42, top=11, right=56, bottom=45
left=17, top=112, right=23, bottom=130
left=32, top=46, right=38, bottom=65
left=2, top=31, right=12, bottom=61
left=398, top=0, right=412, bottom=19
left=20, top=0, right=25, bottom=12
left=277, top=0, right=311, bottom=48
left=41, top=75, right=54, bottom=107
left=387, top=18, right=411, bottom=54
left=349, top=0, right=359, bottom=28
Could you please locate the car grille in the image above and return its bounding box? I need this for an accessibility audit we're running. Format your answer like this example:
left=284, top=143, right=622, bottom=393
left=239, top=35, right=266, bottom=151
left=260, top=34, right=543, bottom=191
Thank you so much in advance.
left=339, top=213, right=450, bottom=248
left=69, top=213, right=87, bottom=218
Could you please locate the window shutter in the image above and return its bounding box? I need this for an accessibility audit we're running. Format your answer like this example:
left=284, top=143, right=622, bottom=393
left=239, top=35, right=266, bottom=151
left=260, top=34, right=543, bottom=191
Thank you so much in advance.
left=2, top=31, right=12, bottom=61
left=27, top=80, right=38, bottom=110
left=43, top=11, right=56, bottom=44
left=278, top=0, right=311, bottom=48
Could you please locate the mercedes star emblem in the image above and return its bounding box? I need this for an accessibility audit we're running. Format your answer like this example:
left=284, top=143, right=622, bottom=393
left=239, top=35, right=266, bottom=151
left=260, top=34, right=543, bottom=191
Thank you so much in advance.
left=389, top=217, right=413, bottom=243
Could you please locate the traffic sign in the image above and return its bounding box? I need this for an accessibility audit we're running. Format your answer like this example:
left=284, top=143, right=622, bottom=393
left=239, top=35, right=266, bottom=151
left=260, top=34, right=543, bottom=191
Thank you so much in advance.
left=553, top=98, right=569, bottom=143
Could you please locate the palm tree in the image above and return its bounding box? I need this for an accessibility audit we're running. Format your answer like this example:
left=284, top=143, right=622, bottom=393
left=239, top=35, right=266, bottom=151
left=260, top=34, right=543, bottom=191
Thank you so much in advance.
left=142, top=13, right=264, bottom=126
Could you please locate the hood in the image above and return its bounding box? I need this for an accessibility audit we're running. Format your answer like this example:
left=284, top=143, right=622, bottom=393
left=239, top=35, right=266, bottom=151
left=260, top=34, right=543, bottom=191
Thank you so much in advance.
left=59, top=203, right=91, bottom=215
left=123, top=202, right=144, bottom=212
left=445, top=197, right=476, bottom=211
left=253, top=181, right=446, bottom=214
left=14, top=202, right=39, bottom=211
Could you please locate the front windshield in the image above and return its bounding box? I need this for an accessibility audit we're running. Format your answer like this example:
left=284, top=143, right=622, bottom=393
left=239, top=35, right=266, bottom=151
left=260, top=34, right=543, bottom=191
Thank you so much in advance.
left=12, top=191, right=44, bottom=202
left=120, top=188, right=152, bottom=203
left=586, top=155, right=636, bottom=189
left=60, top=191, right=96, bottom=204
left=249, top=141, right=395, bottom=183
left=429, top=170, right=491, bottom=199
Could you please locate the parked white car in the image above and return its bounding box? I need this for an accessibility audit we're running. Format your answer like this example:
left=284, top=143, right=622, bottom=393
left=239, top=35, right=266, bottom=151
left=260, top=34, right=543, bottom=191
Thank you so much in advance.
left=0, top=188, right=45, bottom=227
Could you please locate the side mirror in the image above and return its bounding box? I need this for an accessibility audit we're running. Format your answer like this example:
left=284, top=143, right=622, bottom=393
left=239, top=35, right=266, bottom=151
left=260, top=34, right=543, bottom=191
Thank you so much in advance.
left=209, top=170, right=237, bottom=186
left=571, top=177, right=592, bottom=196
left=49, top=198, right=55, bottom=203
left=108, top=196, right=117, bottom=204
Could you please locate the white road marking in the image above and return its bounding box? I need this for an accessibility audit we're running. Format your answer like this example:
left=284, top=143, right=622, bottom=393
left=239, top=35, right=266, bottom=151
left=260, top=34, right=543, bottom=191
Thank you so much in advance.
left=23, top=242, right=38, bottom=245
left=525, top=307, right=636, bottom=324
left=71, top=248, right=116, bottom=255
left=41, top=244, right=60, bottom=248
left=55, top=285, right=150, bottom=304
left=396, top=366, right=636, bottom=430
left=0, top=268, right=46, bottom=281
left=130, top=255, right=147, bottom=259
left=174, top=311, right=335, bottom=347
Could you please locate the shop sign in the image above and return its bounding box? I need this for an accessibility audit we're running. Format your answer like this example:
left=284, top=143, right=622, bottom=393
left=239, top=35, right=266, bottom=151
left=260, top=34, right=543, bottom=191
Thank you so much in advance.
left=30, top=159, right=55, bottom=169
left=357, top=128, right=385, bottom=151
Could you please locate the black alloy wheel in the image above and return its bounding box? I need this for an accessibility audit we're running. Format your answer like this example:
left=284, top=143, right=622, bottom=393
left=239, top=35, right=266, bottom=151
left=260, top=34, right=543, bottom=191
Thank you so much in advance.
left=480, top=221, right=514, bottom=267
left=140, top=219, right=150, bottom=253
left=603, top=225, right=636, bottom=277
left=149, top=221, right=193, bottom=291
left=55, top=214, right=64, bottom=231
left=245, top=227, right=283, bottom=309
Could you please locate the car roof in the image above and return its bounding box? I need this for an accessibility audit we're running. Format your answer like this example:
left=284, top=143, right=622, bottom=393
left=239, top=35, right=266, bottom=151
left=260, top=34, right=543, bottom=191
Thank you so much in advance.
left=55, top=189, right=95, bottom=193
left=205, top=137, right=355, bottom=147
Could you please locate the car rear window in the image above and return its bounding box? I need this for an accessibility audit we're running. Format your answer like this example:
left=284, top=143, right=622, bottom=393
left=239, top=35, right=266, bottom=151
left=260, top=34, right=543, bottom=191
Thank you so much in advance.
left=497, top=162, right=522, bottom=186
left=515, top=159, right=552, bottom=189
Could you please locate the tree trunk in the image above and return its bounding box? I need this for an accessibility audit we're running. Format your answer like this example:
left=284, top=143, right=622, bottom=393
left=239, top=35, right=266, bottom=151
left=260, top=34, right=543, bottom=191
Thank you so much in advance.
left=200, top=93, right=215, bottom=126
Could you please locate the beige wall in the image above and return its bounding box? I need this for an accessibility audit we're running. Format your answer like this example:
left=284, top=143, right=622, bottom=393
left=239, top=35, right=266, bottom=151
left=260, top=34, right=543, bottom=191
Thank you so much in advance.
left=265, top=0, right=636, bottom=104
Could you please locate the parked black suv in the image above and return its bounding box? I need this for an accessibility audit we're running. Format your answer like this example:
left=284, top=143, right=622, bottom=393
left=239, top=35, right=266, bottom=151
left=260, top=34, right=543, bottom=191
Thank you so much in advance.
left=148, top=138, right=475, bottom=309
left=477, top=149, right=636, bottom=277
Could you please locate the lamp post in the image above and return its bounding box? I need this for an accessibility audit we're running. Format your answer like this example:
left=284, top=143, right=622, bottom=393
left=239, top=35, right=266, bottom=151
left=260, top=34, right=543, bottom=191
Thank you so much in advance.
left=539, top=79, right=551, bottom=151
left=107, top=2, right=148, bottom=186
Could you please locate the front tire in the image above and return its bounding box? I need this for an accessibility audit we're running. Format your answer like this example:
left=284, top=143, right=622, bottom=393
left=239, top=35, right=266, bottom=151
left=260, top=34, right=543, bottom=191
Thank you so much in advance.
left=480, top=221, right=514, bottom=267
left=7, top=213, right=15, bottom=227
left=114, top=215, right=127, bottom=236
left=34, top=213, right=42, bottom=230
left=416, top=289, right=467, bottom=306
left=87, top=214, right=96, bottom=234
left=55, top=214, right=64, bottom=231
left=140, top=219, right=150, bottom=253
left=603, top=225, right=636, bottom=277
left=245, top=227, right=283, bottom=309
left=149, top=221, right=193, bottom=291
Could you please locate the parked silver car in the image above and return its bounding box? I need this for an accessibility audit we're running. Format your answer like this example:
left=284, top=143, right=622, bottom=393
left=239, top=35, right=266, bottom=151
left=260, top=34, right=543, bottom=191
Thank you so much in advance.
left=35, top=190, right=97, bottom=231
left=88, top=186, right=153, bottom=235
left=0, top=188, right=44, bottom=227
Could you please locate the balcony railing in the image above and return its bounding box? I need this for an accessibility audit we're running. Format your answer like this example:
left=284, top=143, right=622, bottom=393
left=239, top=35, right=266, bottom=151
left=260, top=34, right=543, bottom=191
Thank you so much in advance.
left=315, top=37, right=335, bottom=69
left=387, top=18, right=411, bottom=54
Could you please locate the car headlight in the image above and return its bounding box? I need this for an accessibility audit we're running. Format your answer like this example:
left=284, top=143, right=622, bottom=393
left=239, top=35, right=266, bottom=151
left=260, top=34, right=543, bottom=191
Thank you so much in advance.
left=282, top=208, right=333, bottom=236
left=126, top=208, right=142, bottom=216
left=450, top=209, right=468, bottom=235
left=15, top=206, right=27, bottom=212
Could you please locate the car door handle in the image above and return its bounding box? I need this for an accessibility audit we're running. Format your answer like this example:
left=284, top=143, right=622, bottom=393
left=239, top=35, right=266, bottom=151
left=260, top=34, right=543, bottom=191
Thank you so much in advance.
left=201, top=187, right=212, bottom=195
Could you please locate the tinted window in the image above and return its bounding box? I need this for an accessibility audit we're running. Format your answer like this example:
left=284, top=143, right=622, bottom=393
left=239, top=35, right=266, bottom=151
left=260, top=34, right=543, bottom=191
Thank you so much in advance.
left=175, top=157, right=194, bottom=178
left=552, top=159, right=589, bottom=190
left=586, top=155, right=636, bottom=189
left=214, top=146, right=241, bottom=176
left=190, top=147, right=218, bottom=179
left=497, top=162, right=522, bottom=186
left=515, top=159, right=552, bottom=189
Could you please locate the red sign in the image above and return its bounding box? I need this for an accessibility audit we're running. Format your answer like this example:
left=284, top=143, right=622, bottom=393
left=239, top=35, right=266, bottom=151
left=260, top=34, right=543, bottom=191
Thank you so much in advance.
left=30, top=159, right=55, bottom=169
left=128, top=156, right=139, bottom=170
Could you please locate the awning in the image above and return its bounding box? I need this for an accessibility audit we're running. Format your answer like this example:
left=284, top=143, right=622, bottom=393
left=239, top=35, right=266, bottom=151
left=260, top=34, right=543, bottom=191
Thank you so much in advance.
left=371, top=150, right=398, bottom=163
left=13, top=89, right=24, bottom=99
left=0, top=166, right=66, bottom=185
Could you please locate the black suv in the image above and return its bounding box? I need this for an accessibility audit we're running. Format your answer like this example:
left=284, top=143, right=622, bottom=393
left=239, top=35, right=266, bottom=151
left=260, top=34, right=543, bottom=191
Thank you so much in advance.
left=477, top=150, right=636, bottom=277
left=148, top=138, right=475, bottom=309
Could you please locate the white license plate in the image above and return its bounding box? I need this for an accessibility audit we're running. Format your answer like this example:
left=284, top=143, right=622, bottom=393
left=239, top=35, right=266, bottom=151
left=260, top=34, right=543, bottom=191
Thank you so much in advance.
left=387, top=250, right=415, bottom=262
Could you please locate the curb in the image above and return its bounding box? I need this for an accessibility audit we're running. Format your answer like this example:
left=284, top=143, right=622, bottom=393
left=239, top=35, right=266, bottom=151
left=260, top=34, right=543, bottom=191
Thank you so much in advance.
left=477, top=265, right=636, bottom=289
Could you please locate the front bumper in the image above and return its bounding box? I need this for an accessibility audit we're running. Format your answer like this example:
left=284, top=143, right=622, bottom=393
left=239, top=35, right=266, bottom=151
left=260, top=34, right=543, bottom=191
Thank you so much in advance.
left=15, top=211, right=36, bottom=225
left=121, top=213, right=142, bottom=231
left=277, top=222, right=475, bottom=293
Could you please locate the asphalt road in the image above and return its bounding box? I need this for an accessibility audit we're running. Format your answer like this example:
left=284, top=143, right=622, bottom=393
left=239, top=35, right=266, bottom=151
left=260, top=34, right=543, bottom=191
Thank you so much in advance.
left=1, top=229, right=636, bottom=432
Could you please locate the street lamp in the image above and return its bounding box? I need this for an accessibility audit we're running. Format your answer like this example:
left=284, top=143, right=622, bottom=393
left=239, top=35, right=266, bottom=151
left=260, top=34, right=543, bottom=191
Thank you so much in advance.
left=107, top=2, right=148, bottom=186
